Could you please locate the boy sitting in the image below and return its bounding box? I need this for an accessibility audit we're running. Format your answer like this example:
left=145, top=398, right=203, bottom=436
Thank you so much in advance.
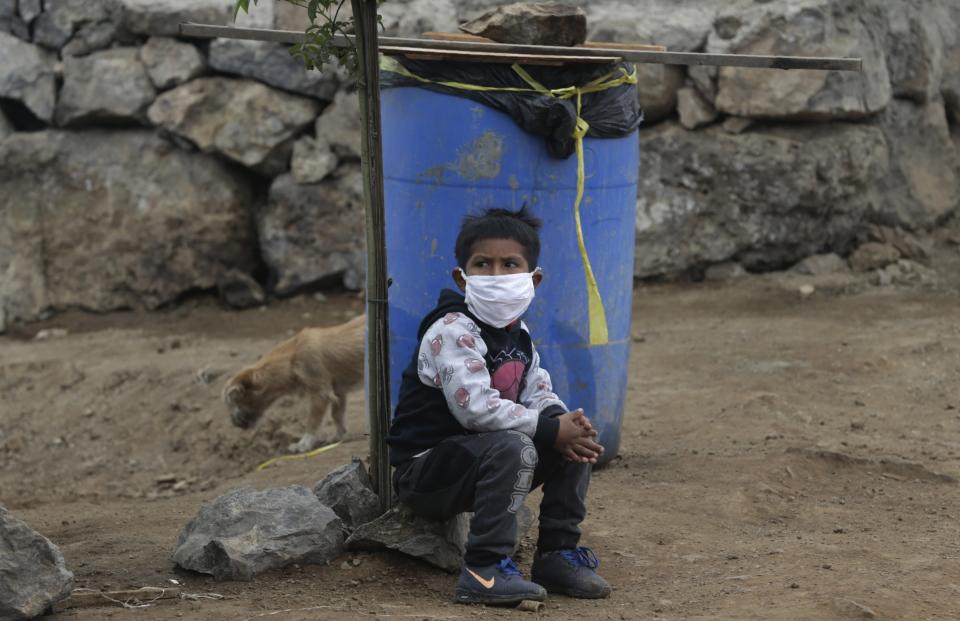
left=386, top=207, right=609, bottom=605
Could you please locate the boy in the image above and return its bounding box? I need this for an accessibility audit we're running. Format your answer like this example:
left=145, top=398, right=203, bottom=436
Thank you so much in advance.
left=386, top=207, right=609, bottom=605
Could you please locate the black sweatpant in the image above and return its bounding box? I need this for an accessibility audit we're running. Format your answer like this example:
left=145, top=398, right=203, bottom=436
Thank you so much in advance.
left=393, top=429, right=591, bottom=568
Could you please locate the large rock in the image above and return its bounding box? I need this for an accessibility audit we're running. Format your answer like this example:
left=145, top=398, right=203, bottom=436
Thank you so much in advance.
left=0, top=506, right=74, bottom=620
left=677, top=85, right=717, bottom=130
left=172, top=486, right=344, bottom=581
left=0, top=33, right=56, bottom=123
left=55, top=48, right=156, bottom=126
left=709, top=0, right=891, bottom=121
left=877, top=99, right=960, bottom=228
left=291, top=135, right=339, bottom=184
left=315, top=90, right=361, bottom=159
left=32, top=0, right=121, bottom=55
left=313, top=460, right=381, bottom=530
left=208, top=39, right=339, bottom=101
left=379, top=0, right=458, bottom=36
left=884, top=0, right=944, bottom=102
left=587, top=0, right=716, bottom=52
left=460, top=3, right=587, bottom=47
left=148, top=77, right=320, bottom=169
left=940, top=2, right=960, bottom=124
left=258, top=168, right=365, bottom=294
left=139, top=37, right=205, bottom=90
left=0, top=130, right=255, bottom=322
left=636, top=122, right=889, bottom=277
left=346, top=504, right=535, bottom=573
left=0, top=109, right=12, bottom=142
left=0, top=0, right=28, bottom=38
left=636, top=63, right=684, bottom=125
left=119, top=0, right=234, bottom=36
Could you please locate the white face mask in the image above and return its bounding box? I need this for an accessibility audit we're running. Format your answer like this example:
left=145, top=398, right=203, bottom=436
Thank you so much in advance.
left=459, top=268, right=540, bottom=328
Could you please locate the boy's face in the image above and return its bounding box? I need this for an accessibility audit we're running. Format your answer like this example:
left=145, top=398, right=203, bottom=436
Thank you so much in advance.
left=452, top=238, right=543, bottom=291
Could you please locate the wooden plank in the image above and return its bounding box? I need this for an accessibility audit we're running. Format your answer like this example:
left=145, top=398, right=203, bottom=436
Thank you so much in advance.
left=381, top=45, right=619, bottom=65
left=423, top=32, right=667, bottom=52
left=422, top=31, right=492, bottom=43
left=580, top=41, right=666, bottom=52
left=350, top=0, right=393, bottom=512
left=178, top=24, right=862, bottom=72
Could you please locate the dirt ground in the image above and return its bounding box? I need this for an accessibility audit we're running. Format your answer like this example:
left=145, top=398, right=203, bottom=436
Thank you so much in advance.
left=3, top=270, right=960, bottom=620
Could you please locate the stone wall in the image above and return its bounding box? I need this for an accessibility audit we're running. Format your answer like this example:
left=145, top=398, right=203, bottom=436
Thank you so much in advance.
left=1, top=0, right=958, bottom=326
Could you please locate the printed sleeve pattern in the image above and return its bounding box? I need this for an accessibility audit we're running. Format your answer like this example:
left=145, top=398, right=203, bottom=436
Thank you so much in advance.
left=518, top=344, right=568, bottom=414
left=416, top=312, right=540, bottom=437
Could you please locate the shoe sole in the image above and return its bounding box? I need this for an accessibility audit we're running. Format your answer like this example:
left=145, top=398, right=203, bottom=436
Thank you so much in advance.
left=454, top=588, right=546, bottom=606
left=532, top=579, right=611, bottom=599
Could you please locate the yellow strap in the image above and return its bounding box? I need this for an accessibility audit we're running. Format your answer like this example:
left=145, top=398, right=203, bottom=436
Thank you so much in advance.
left=255, top=441, right=342, bottom=471
left=381, top=57, right=639, bottom=345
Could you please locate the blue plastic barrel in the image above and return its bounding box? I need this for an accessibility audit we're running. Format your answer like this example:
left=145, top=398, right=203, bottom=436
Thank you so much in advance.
left=382, top=86, right=638, bottom=466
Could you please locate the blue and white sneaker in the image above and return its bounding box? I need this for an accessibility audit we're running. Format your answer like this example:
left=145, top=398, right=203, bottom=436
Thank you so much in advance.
left=531, top=547, right=611, bottom=599
left=454, top=557, right=547, bottom=605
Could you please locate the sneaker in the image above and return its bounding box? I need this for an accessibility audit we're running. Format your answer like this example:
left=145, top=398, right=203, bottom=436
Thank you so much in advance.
left=531, top=547, right=611, bottom=599
left=454, top=557, right=547, bottom=605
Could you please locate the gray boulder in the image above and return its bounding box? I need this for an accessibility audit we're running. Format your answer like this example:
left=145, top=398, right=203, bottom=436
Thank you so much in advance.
left=941, top=2, right=960, bottom=124
left=0, top=108, right=12, bottom=142
left=0, top=130, right=255, bottom=322
left=139, top=37, right=205, bottom=90
left=849, top=242, right=901, bottom=272
left=32, top=0, right=120, bottom=54
left=877, top=99, right=960, bottom=229
left=379, top=0, right=458, bottom=36
left=314, top=460, right=382, bottom=529
left=148, top=77, right=320, bottom=169
left=791, top=253, right=850, bottom=277
left=315, top=90, right=362, bottom=159
left=208, top=39, right=340, bottom=101
left=119, top=0, right=234, bottom=36
left=635, top=121, right=889, bottom=277
left=55, top=47, right=156, bottom=126
left=291, top=135, right=339, bottom=184
left=587, top=0, right=716, bottom=52
left=0, top=33, right=56, bottom=123
left=884, top=0, right=944, bottom=102
left=18, top=0, right=41, bottom=24
left=709, top=0, right=891, bottom=121
left=676, top=85, right=717, bottom=130
left=1, top=0, right=27, bottom=38
left=258, top=168, right=365, bottom=294
left=347, top=503, right=535, bottom=573
left=460, top=3, right=587, bottom=47
left=0, top=506, right=74, bottom=620
left=216, top=270, right=265, bottom=309
left=636, top=63, right=684, bottom=125
left=173, top=486, right=345, bottom=581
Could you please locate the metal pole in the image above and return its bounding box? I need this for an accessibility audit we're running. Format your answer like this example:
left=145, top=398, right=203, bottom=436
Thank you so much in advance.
left=178, top=23, right=862, bottom=72
left=350, top=0, right=393, bottom=511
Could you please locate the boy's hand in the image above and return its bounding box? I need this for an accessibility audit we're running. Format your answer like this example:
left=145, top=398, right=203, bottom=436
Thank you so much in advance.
left=554, top=410, right=604, bottom=464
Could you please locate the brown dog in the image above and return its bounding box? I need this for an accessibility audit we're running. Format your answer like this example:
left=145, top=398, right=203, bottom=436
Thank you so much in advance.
left=223, top=314, right=365, bottom=453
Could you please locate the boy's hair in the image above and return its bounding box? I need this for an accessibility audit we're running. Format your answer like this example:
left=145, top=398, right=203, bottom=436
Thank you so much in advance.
left=454, top=206, right=542, bottom=269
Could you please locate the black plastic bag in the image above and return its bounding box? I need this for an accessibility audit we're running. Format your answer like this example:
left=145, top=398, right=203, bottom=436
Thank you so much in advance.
left=380, top=57, right=643, bottom=159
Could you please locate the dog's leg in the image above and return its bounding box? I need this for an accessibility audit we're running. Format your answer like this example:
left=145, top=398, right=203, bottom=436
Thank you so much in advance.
left=288, top=393, right=329, bottom=454
left=330, top=391, right=348, bottom=442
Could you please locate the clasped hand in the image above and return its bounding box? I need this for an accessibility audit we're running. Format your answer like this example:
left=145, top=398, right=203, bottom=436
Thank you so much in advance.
left=554, top=409, right=604, bottom=464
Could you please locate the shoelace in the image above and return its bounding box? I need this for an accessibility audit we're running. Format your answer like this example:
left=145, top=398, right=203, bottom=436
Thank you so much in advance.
left=558, top=547, right=601, bottom=569
left=497, top=557, right=523, bottom=577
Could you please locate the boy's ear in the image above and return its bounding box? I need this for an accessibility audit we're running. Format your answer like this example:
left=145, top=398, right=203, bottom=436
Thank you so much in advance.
left=532, top=269, right=543, bottom=288
left=452, top=267, right=466, bottom=292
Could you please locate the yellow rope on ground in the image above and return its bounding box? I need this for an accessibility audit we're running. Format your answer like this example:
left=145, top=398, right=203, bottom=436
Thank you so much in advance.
left=381, top=56, right=638, bottom=345
left=256, top=441, right=342, bottom=471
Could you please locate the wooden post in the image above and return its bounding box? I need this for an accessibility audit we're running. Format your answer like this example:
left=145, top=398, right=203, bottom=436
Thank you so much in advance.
left=351, top=0, right=392, bottom=511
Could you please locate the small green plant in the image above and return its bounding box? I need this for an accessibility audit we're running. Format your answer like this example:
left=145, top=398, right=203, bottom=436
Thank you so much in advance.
left=235, top=0, right=383, bottom=76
